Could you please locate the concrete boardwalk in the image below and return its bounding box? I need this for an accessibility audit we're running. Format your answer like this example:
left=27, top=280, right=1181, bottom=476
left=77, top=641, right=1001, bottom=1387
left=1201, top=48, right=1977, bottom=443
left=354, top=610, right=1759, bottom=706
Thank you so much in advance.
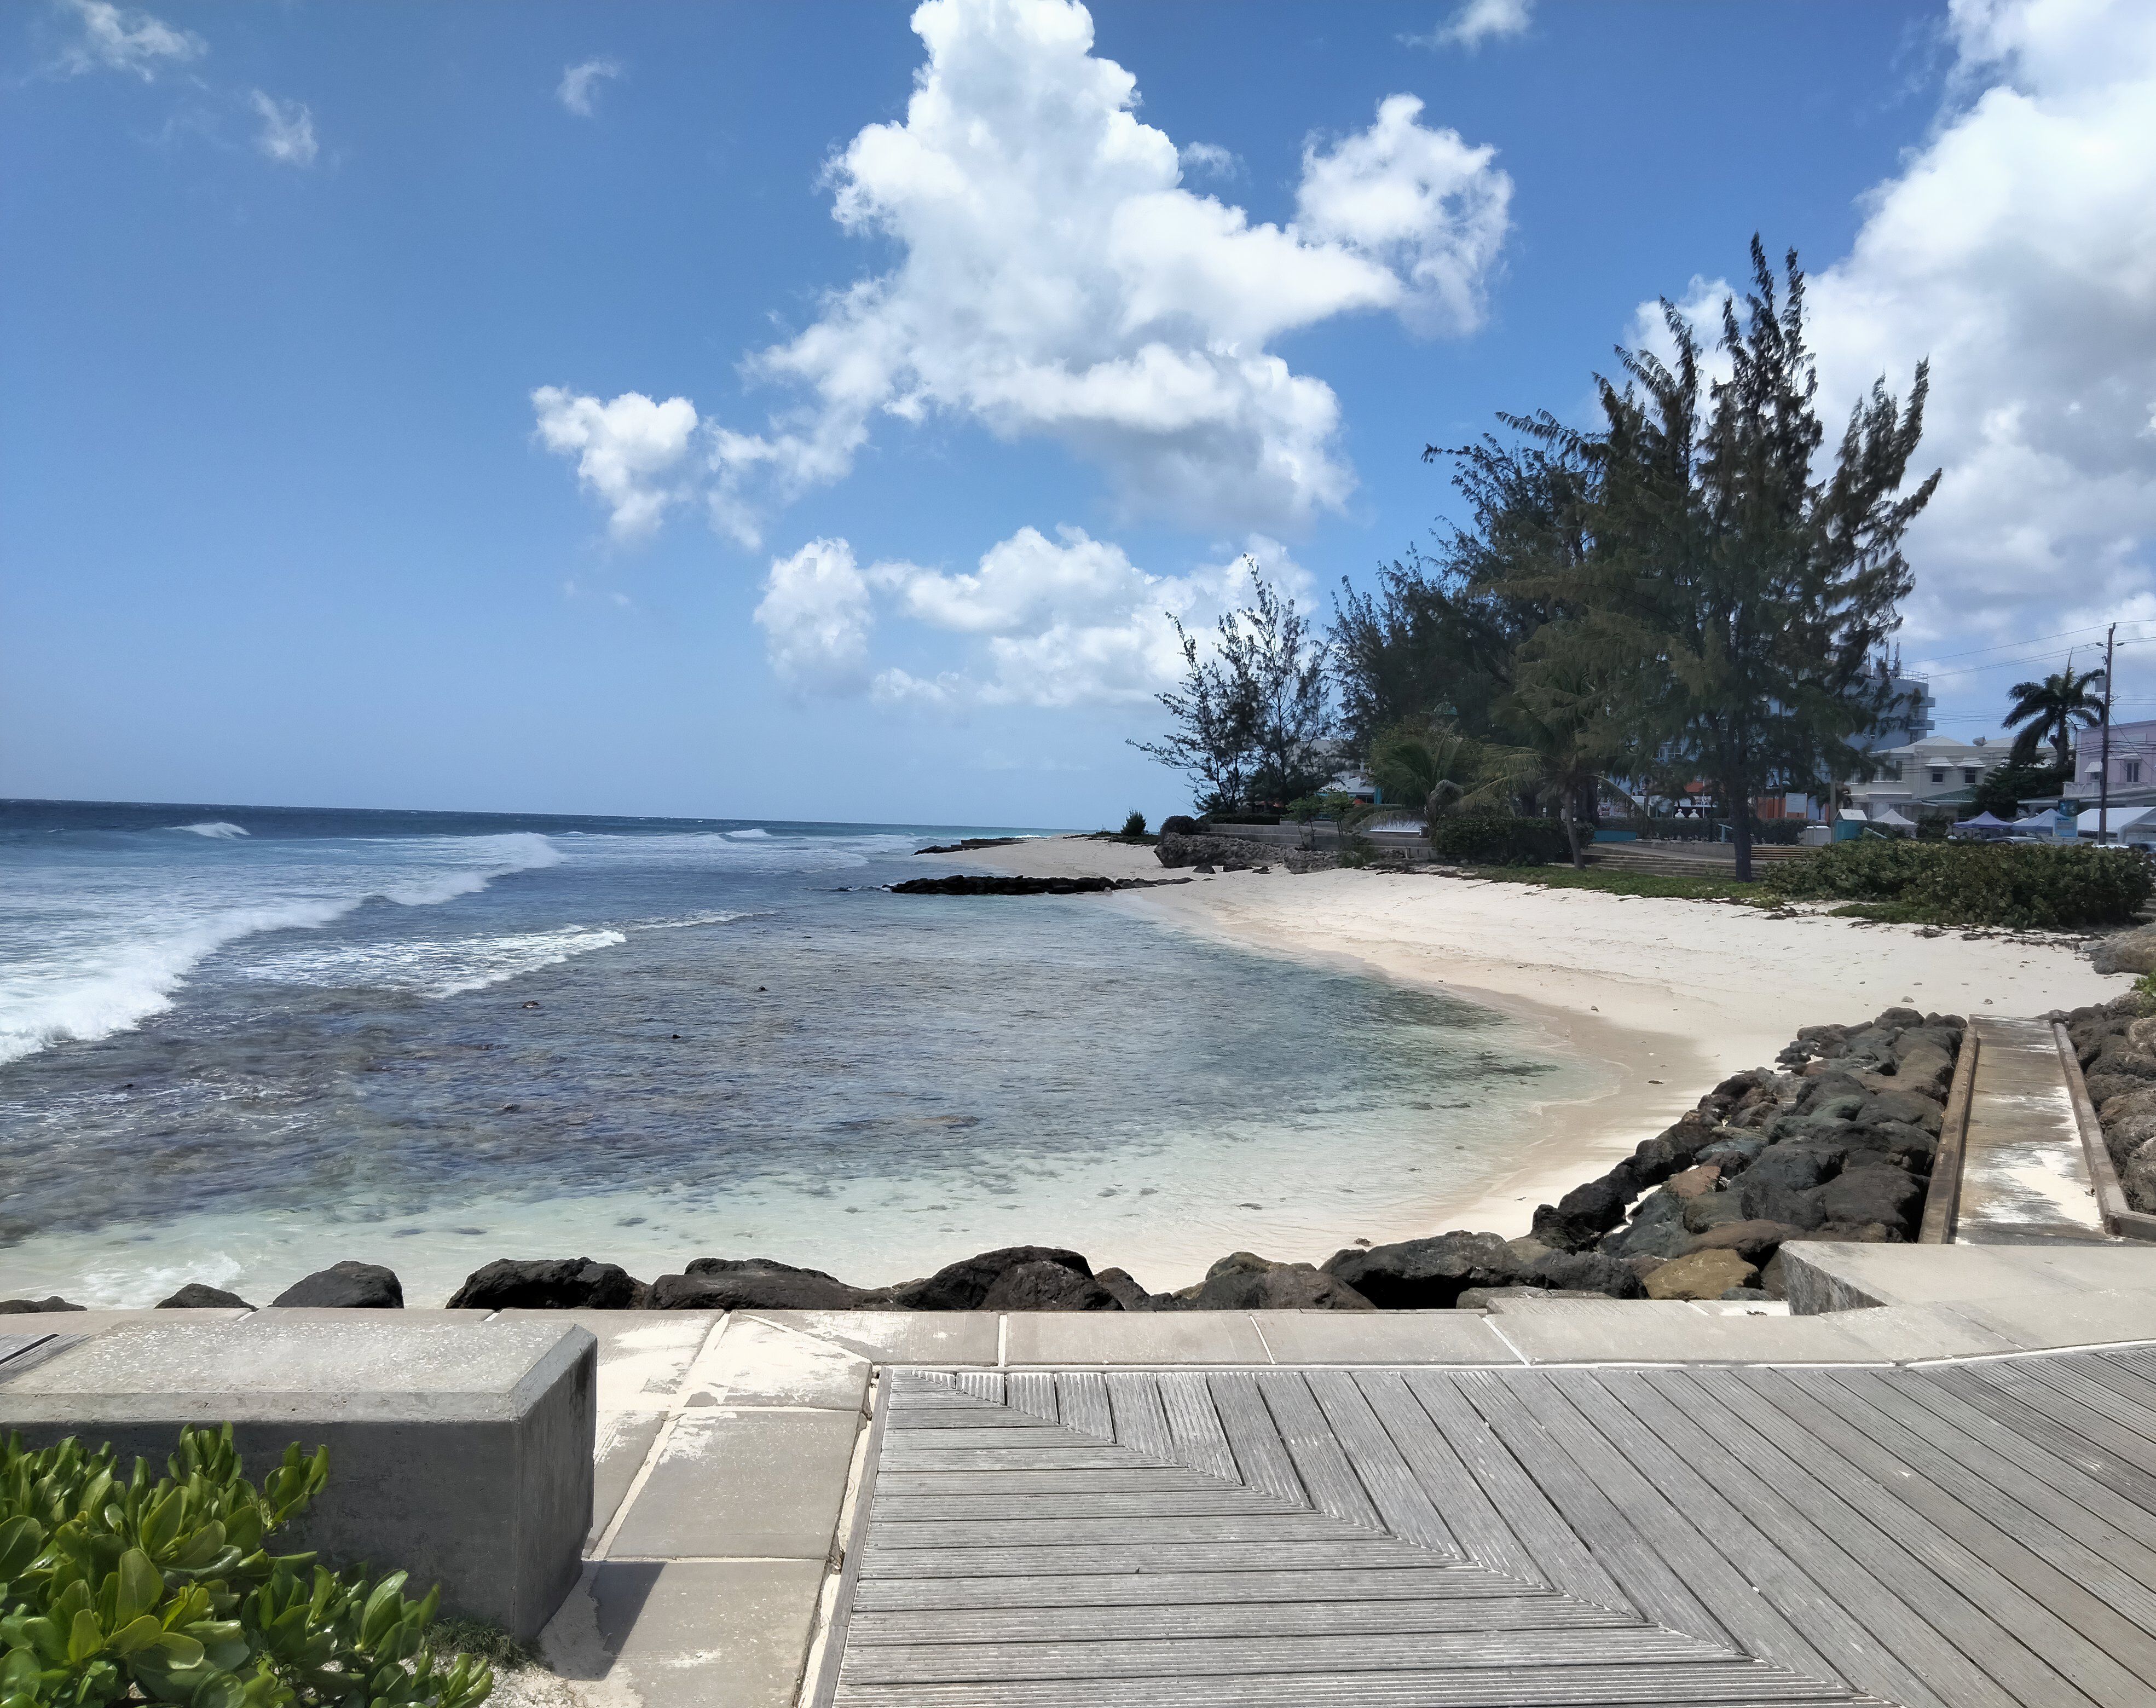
left=1955, top=1017, right=2107, bottom=1243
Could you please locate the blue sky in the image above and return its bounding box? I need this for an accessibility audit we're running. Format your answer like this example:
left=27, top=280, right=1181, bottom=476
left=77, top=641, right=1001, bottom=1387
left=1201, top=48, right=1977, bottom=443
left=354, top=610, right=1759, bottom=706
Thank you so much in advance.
left=7, top=0, right=2154, bottom=826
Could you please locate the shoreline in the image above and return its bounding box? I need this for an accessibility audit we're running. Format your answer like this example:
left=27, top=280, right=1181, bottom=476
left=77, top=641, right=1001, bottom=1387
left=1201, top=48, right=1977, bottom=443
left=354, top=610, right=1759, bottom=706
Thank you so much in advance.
left=926, top=834, right=2129, bottom=1247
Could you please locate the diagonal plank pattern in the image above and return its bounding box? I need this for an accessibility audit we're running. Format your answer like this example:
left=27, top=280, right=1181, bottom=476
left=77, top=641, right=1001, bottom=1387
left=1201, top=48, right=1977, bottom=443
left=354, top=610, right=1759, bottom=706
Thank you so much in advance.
left=827, top=1348, right=2156, bottom=1707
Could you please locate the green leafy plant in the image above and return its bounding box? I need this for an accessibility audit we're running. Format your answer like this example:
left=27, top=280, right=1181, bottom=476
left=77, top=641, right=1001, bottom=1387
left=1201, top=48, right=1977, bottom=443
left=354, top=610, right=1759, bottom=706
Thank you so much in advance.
left=0, top=1427, right=493, bottom=1708
left=1760, top=839, right=2152, bottom=928
left=1426, top=813, right=1569, bottom=868
left=1118, top=810, right=1146, bottom=838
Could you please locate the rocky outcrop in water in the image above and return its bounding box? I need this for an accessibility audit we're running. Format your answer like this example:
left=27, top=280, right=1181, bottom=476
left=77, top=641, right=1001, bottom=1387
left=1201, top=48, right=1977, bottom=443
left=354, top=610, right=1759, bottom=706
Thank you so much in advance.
left=271, top=1261, right=404, bottom=1308
left=157, top=1283, right=252, bottom=1308
left=447, top=1257, right=645, bottom=1311
left=0, top=1297, right=85, bottom=1313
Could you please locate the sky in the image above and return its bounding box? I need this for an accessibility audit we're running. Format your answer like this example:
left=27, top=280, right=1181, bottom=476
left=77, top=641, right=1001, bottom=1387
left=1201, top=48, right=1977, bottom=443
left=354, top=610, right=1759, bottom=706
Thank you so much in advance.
left=5, top=0, right=2155, bottom=827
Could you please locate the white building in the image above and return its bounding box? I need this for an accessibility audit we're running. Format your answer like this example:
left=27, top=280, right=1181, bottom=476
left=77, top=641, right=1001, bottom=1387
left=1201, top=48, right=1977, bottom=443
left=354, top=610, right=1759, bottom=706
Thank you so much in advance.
left=1844, top=736, right=2010, bottom=820
left=2072, top=718, right=2156, bottom=799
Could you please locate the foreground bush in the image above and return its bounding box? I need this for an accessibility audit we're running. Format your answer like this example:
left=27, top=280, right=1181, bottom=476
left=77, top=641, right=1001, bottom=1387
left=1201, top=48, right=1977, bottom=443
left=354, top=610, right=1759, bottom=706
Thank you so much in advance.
left=1427, top=814, right=1569, bottom=867
left=1760, top=838, right=2152, bottom=927
left=0, top=1426, right=492, bottom=1708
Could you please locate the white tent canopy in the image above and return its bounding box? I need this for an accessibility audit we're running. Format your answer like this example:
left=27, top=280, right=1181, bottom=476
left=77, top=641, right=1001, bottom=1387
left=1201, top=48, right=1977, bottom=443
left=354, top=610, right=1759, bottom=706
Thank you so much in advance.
left=1873, top=808, right=1917, bottom=829
left=2075, top=805, right=2156, bottom=837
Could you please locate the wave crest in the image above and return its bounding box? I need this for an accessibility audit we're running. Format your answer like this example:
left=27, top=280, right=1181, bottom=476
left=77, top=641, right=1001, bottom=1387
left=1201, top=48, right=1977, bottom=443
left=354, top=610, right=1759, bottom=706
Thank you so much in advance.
left=171, top=821, right=248, bottom=838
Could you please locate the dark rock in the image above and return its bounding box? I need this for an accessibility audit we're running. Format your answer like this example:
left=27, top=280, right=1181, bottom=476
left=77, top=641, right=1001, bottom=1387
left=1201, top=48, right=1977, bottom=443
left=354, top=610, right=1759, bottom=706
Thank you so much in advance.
left=1599, top=1215, right=1695, bottom=1261
left=0, top=1297, right=85, bottom=1313
left=1858, top=1089, right=1945, bottom=1135
left=1739, top=1180, right=1828, bottom=1230
left=2092, top=1075, right=2156, bottom=1112
left=1159, top=815, right=1200, bottom=836
left=886, top=1245, right=1108, bottom=1311
left=1172, top=1251, right=1374, bottom=1311
left=1816, top=1165, right=1924, bottom=1233
left=1719, top=1286, right=1774, bottom=1302
left=1739, top=1146, right=1839, bottom=1193
left=1696, top=1134, right=1767, bottom=1172
left=1818, top=1219, right=1899, bottom=1243
left=892, top=873, right=1118, bottom=896
left=1521, top=1248, right=1641, bottom=1298
left=2091, top=1038, right=2156, bottom=1082
left=654, top=1257, right=871, bottom=1310
left=2092, top=924, right=2156, bottom=974
left=1846, top=1120, right=1939, bottom=1170
left=271, top=1261, right=403, bottom=1308
left=1093, top=1267, right=1154, bottom=1311
left=1322, top=1231, right=1516, bottom=1309
left=157, top=1283, right=253, bottom=1309
left=1455, top=1286, right=1613, bottom=1308
left=1681, top=1191, right=1750, bottom=1234
left=1156, top=831, right=1336, bottom=876
left=1758, top=1249, right=1789, bottom=1298
left=1530, top=1177, right=1631, bottom=1251
left=1681, top=1219, right=1808, bottom=1265
left=447, top=1257, right=644, bottom=1311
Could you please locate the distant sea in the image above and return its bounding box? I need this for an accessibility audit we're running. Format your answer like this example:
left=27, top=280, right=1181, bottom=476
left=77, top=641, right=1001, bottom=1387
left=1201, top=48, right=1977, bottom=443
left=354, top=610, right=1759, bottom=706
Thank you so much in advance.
left=0, top=799, right=1600, bottom=1307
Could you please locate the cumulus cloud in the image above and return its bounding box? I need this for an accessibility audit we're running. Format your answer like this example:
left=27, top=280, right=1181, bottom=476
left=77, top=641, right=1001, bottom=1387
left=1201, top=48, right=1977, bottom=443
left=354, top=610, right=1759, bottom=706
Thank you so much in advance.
left=756, top=523, right=1305, bottom=709
left=557, top=57, right=623, bottom=117
left=535, top=0, right=1511, bottom=545
left=1405, top=0, right=1532, bottom=52
left=248, top=91, right=317, bottom=166
left=531, top=388, right=700, bottom=539
left=1792, top=0, right=2156, bottom=650
left=57, top=0, right=203, bottom=79
left=1177, top=140, right=1238, bottom=178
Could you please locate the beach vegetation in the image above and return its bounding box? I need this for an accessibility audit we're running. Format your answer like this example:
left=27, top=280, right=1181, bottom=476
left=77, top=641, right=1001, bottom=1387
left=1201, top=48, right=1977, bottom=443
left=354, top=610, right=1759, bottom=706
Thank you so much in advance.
left=1969, top=759, right=2072, bottom=820
left=1119, top=810, right=1146, bottom=838
left=1425, top=813, right=1569, bottom=867
left=1759, top=838, right=2152, bottom=928
left=0, top=1424, right=493, bottom=1708
left=2004, top=662, right=2108, bottom=769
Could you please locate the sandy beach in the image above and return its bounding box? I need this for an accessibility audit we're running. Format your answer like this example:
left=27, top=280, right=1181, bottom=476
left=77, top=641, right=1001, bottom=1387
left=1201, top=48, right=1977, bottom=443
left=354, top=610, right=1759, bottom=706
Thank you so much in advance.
left=930, top=835, right=2131, bottom=1243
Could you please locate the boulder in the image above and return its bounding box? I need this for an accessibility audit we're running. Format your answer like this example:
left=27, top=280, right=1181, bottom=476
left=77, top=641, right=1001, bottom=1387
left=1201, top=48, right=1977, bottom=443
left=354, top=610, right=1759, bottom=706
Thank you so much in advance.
left=157, top=1283, right=253, bottom=1309
left=1858, top=1089, right=1945, bottom=1134
left=1664, top=1164, right=1721, bottom=1200
left=651, top=1257, right=871, bottom=1311
left=1682, top=1219, right=1807, bottom=1265
left=1645, top=1249, right=1759, bottom=1300
left=2124, top=1141, right=2156, bottom=1214
left=1599, top=1214, right=1695, bottom=1261
left=1846, top=1121, right=1939, bottom=1170
left=1881, top=1042, right=1955, bottom=1098
left=1173, top=1251, right=1374, bottom=1311
left=2085, top=1072, right=2147, bottom=1109
left=1695, top=1134, right=1767, bottom=1172
left=1739, top=1146, right=1839, bottom=1193
left=1739, top=1180, right=1828, bottom=1230
left=1681, top=1192, right=1750, bottom=1234
left=0, top=1297, right=85, bottom=1313
left=1158, top=815, right=1200, bottom=837
left=1520, top=1248, right=1641, bottom=1299
left=270, top=1261, right=403, bottom=1308
left=2091, top=1038, right=2156, bottom=1083
left=2092, top=924, right=2156, bottom=975
left=1093, top=1267, right=1154, bottom=1311
left=1816, top=1165, right=1924, bottom=1233
left=447, top=1257, right=645, bottom=1311
left=1322, top=1231, right=1515, bottom=1309
left=1529, top=1177, right=1631, bottom=1252
left=2099, top=1086, right=2156, bottom=1126
left=885, top=1245, right=1111, bottom=1311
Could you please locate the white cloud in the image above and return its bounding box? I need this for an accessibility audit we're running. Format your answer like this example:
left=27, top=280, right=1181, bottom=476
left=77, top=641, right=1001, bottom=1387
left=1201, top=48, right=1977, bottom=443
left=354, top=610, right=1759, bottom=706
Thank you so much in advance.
left=557, top=57, right=623, bottom=118
left=537, top=0, right=1512, bottom=546
left=59, top=0, right=203, bottom=79
left=1177, top=140, right=1238, bottom=179
left=766, top=523, right=1306, bottom=709
left=1792, top=0, right=2156, bottom=651
left=1405, top=0, right=1532, bottom=51
left=531, top=388, right=699, bottom=539
left=248, top=91, right=317, bottom=167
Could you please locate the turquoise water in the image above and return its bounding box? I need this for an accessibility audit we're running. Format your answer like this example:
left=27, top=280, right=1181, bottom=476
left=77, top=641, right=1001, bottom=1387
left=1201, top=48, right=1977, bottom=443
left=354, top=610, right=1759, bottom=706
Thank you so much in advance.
left=0, top=799, right=1598, bottom=1305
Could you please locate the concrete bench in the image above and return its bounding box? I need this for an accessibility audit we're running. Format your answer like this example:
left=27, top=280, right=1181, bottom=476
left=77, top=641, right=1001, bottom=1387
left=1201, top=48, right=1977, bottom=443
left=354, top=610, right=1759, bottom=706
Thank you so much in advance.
left=0, top=1312, right=594, bottom=1639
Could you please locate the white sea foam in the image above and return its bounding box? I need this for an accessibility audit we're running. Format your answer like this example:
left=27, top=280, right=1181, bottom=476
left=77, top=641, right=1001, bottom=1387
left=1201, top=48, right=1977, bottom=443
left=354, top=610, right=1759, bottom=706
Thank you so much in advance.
left=244, top=926, right=627, bottom=997
left=635, top=910, right=749, bottom=930
left=724, top=828, right=771, bottom=839
left=171, top=821, right=249, bottom=838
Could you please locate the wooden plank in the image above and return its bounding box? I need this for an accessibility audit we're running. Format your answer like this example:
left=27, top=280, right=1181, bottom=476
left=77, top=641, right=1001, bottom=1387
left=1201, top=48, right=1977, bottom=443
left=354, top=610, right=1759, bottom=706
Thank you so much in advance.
left=856, top=1538, right=1463, bottom=1579
left=1551, top=1369, right=1921, bottom=1706
left=1156, top=1370, right=1238, bottom=1480
left=1739, top=1366, right=2155, bottom=1700
left=1640, top=1370, right=2048, bottom=1708
left=1304, top=1369, right=1457, bottom=1555
left=1400, top=1369, right=1631, bottom=1613
left=841, top=1625, right=1739, bottom=1684
left=872, top=1468, right=1236, bottom=1496
left=1523, top=1371, right=1847, bottom=1686
left=952, top=1371, right=1003, bottom=1404
left=833, top=1662, right=1863, bottom=1706
left=1920, top=1023, right=1980, bottom=1243
left=1933, top=1363, right=2156, bottom=1508
left=861, top=1513, right=1388, bottom=1548
left=1354, top=1370, right=1545, bottom=1584
left=1253, top=1371, right=1383, bottom=1530
left=1054, top=1370, right=1112, bottom=1440
left=871, top=1489, right=1300, bottom=1521
left=876, top=1446, right=1182, bottom=1473
left=842, top=1596, right=1638, bottom=1645
left=872, top=1423, right=1093, bottom=1449
left=1206, top=1370, right=1308, bottom=1508
left=849, top=1566, right=1561, bottom=1613
left=2018, top=1352, right=2156, bottom=1436
left=1451, top=1369, right=1728, bottom=1646
left=1104, top=1371, right=1173, bottom=1461
left=805, top=1368, right=893, bottom=1708
left=1006, top=1370, right=1058, bottom=1423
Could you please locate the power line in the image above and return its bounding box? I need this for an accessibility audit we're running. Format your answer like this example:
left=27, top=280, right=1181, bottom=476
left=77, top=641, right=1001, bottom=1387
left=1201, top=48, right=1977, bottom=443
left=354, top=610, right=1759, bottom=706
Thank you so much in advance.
left=1899, top=621, right=2136, bottom=669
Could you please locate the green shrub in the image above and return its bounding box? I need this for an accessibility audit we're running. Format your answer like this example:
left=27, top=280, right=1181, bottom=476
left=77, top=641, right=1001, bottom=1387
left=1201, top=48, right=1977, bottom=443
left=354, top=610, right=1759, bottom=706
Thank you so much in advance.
left=1118, top=810, right=1146, bottom=838
left=1427, top=815, right=1569, bottom=868
left=1759, top=839, right=2152, bottom=928
left=0, top=1426, right=493, bottom=1708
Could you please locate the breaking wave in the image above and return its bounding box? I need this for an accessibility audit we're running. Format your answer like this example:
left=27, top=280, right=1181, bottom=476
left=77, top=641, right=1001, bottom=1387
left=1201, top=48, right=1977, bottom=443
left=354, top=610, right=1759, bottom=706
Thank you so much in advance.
left=171, top=821, right=249, bottom=838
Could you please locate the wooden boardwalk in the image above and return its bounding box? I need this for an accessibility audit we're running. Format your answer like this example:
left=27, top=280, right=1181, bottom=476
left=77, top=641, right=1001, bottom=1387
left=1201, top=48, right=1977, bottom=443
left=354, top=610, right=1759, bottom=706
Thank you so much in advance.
left=821, top=1354, right=2156, bottom=1707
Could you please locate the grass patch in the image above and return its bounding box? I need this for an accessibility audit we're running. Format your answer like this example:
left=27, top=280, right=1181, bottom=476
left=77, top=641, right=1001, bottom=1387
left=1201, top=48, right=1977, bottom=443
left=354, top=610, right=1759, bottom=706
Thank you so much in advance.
left=1450, top=864, right=1770, bottom=903
left=432, top=1618, right=542, bottom=1671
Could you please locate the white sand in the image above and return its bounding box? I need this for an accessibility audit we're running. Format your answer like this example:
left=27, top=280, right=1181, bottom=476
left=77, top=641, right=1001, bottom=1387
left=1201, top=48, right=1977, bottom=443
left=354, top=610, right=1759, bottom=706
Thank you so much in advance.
left=930, top=835, right=2129, bottom=1240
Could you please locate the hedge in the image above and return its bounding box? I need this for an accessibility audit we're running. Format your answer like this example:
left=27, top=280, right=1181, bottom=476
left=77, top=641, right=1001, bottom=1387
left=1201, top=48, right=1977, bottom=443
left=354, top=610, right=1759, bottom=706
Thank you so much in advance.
left=1759, top=839, right=2152, bottom=928
left=1427, top=815, right=1570, bottom=868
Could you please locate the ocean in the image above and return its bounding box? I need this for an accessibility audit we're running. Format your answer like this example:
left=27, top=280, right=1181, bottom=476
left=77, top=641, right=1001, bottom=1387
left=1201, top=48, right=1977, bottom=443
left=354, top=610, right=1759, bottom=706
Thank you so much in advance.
left=0, top=799, right=1602, bottom=1307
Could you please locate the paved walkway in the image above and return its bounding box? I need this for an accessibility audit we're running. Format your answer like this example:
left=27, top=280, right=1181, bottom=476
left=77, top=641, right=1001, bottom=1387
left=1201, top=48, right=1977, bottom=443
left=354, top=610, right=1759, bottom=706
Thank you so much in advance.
left=1955, top=1016, right=2107, bottom=1242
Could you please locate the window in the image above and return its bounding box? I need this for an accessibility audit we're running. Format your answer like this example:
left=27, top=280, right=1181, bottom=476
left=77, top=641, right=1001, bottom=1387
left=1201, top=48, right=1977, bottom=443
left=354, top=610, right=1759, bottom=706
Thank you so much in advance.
left=2130, top=762, right=2143, bottom=784
left=1883, top=762, right=1902, bottom=781
left=1930, top=769, right=1946, bottom=784
left=1963, top=768, right=1979, bottom=784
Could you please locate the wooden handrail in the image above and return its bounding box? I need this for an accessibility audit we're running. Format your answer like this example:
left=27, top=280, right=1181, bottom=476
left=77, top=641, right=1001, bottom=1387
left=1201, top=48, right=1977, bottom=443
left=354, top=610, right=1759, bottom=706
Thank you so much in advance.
left=1917, top=1024, right=1980, bottom=1244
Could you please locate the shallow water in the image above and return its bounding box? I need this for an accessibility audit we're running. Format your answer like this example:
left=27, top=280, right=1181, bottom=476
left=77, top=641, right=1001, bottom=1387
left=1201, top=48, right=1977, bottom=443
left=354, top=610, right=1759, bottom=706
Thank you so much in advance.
left=0, top=800, right=1603, bottom=1305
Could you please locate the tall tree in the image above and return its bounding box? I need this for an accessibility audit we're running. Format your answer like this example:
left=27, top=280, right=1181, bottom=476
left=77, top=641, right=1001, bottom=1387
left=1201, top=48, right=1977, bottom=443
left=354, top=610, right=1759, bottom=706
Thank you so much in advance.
left=2004, top=661, right=2107, bottom=769
left=1530, top=239, right=1938, bottom=878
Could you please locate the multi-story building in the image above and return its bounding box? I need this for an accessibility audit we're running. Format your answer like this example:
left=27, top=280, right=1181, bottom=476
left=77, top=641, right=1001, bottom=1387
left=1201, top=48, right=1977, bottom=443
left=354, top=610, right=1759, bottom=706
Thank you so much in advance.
left=2072, top=718, right=2156, bottom=801
left=1844, top=735, right=2010, bottom=821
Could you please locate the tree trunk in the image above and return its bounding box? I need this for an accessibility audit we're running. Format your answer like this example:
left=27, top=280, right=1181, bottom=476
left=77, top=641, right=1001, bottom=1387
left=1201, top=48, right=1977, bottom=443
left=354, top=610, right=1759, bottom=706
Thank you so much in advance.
left=1560, top=797, right=1585, bottom=870
left=1728, top=773, right=1753, bottom=882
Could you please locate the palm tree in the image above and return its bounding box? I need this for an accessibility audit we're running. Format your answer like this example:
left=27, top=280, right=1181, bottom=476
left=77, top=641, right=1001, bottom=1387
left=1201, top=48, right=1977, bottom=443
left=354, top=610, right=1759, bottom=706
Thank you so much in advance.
left=2004, top=661, right=2107, bottom=769
left=1343, top=723, right=1510, bottom=833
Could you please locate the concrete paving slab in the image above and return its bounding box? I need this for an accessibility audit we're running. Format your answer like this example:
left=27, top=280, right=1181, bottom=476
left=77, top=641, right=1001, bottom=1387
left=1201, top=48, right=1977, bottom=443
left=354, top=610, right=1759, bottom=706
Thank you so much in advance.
left=250, top=1307, right=493, bottom=1322
left=1946, top=1288, right=2156, bottom=1352
left=608, top=1407, right=858, bottom=1561
left=1781, top=1240, right=2156, bottom=1312
left=592, top=1410, right=666, bottom=1548
left=1003, top=1311, right=1272, bottom=1365
left=1248, top=1310, right=1522, bottom=1365
left=0, top=1309, right=245, bottom=1334
left=684, top=1316, right=869, bottom=1410
left=1823, top=1302, right=2026, bottom=1362
left=542, top=1560, right=824, bottom=1708
left=1485, top=1299, right=1889, bottom=1365
left=742, top=1310, right=999, bottom=1365
left=498, top=1311, right=718, bottom=1411
left=1957, top=1015, right=2106, bottom=1242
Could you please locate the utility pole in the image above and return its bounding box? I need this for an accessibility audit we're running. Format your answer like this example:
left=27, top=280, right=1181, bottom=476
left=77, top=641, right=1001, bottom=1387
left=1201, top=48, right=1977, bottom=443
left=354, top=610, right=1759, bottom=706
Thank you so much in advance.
left=2100, top=621, right=2116, bottom=842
